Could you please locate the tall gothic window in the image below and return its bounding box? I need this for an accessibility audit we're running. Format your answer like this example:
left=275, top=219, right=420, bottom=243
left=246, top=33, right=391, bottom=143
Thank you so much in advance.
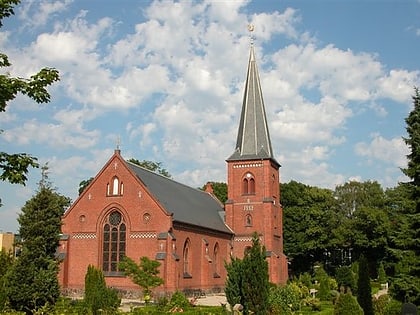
left=103, top=210, right=126, bottom=274
left=242, top=173, right=256, bottom=195
left=183, top=239, right=192, bottom=278
left=213, top=243, right=220, bottom=277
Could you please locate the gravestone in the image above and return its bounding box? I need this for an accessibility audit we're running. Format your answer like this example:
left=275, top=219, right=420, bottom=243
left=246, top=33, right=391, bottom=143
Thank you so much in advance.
left=402, top=302, right=418, bottom=315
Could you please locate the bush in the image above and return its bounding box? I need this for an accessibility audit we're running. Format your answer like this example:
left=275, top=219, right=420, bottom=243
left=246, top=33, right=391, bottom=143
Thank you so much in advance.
left=168, top=291, right=190, bottom=311
left=383, top=299, right=403, bottom=315
left=84, top=265, right=121, bottom=315
left=333, top=293, right=363, bottom=315
left=268, top=283, right=302, bottom=314
left=373, top=294, right=389, bottom=315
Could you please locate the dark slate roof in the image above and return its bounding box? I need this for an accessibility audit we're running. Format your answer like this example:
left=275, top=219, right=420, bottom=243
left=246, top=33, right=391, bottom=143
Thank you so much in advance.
left=126, top=161, right=233, bottom=235
left=227, top=44, right=279, bottom=166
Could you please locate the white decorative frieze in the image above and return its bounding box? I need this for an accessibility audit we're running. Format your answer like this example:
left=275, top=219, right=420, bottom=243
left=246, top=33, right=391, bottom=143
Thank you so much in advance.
left=130, top=232, right=157, bottom=239
left=72, top=233, right=96, bottom=239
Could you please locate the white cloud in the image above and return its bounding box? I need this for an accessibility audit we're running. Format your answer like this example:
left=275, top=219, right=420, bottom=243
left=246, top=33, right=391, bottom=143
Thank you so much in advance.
left=18, top=0, right=73, bottom=29
left=354, top=134, right=409, bottom=168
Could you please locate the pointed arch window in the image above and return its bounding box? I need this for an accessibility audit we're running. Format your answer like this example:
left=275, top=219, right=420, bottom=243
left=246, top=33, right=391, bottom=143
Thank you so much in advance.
left=183, top=239, right=192, bottom=278
left=245, top=214, right=253, bottom=227
left=242, top=173, right=256, bottom=195
left=107, top=176, right=123, bottom=196
left=213, top=243, right=221, bottom=278
left=103, top=210, right=126, bottom=275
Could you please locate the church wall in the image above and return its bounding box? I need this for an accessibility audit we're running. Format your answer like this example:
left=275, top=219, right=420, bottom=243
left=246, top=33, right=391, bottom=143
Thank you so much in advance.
left=173, top=226, right=231, bottom=294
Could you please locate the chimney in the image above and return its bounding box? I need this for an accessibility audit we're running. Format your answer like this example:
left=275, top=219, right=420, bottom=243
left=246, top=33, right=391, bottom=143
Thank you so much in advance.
left=205, top=182, right=214, bottom=194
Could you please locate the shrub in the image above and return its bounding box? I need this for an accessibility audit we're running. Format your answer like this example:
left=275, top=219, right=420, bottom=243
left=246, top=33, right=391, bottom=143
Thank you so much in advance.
left=333, top=293, right=363, bottom=315
left=169, top=291, right=190, bottom=310
left=84, top=265, right=121, bottom=315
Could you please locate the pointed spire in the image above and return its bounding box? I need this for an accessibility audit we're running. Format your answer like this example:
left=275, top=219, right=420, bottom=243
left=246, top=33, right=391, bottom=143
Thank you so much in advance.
left=227, top=34, right=277, bottom=165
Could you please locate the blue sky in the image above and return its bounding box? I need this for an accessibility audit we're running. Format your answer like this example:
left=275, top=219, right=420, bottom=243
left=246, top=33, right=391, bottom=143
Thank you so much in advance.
left=0, top=0, right=419, bottom=233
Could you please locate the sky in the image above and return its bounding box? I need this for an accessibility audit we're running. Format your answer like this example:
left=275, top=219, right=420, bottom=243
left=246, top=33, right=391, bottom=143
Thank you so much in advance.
left=0, top=0, right=419, bottom=233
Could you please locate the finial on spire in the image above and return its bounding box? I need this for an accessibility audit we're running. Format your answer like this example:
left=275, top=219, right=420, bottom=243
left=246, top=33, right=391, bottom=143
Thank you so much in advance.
left=248, top=24, right=255, bottom=46
left=116, top=136, right=121, bottom=152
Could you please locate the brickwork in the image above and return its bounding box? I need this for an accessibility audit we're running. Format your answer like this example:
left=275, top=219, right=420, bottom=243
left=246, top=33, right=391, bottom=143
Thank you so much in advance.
left=225, top=158, right=288, bottom=284
left=59, top=151, right=232, bottom=295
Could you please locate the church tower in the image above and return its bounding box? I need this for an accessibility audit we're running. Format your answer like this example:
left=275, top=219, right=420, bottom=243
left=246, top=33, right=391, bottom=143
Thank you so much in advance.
left=225, top=39, right=288, bottom=284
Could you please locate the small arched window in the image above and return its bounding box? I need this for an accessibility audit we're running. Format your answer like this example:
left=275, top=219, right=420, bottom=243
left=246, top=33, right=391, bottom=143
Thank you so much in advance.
left=183, top=239, right=192, bottom=278
left=103, top=210, right=126, bottom=274
left=108, top=177, right=123, bottom=196
left=242, top=173, right=256, bottom=195
left=112, top=177, right=119, bottom=195
left=245, top=214, right=253, bottom=226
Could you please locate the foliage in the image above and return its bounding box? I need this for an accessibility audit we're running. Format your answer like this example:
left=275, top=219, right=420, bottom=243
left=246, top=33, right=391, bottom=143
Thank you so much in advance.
left=282, top=181, right=338, bottom=274
left=356, top=255, right=373, bottom=315
left=128, top=159, right=172, bottom=178
left=241, top=233, right=270, bottom=314
left=333, top=293, right=363, bottom=315
left=119, top=256, right=164, bottom=301
left=201, top=181, right=228, bottom=203
left=224, top=256, right=244, bottom=308
left=268, top=283, right=303, bottom=314
left=377, top=262, right=387, bottom=283
left=335, top=266, right=355, bottom=293
left=224, top=233, right=269, bottom=314
left=0, top=0, right=60, bottom=202
left=387, top=86, right=420, bottom=305
left=168, top=291, right=190, bottom=310
left=0, top=249, right=13, bottom=311
left=5, top=170, right=70, bottom=314
left=84, top=265, right=120, bottom=315
left=78, top=177, right=93, bottom=195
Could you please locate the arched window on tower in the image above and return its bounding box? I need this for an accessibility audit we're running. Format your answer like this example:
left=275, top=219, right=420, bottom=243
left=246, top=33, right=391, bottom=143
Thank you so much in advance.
left=103, top=210, right=126, bottom=274
left=242, top=172, right=256, bottom=195
left=183, top=239, right=192, bottom=278
left=245, top=214, right=253, bottom=227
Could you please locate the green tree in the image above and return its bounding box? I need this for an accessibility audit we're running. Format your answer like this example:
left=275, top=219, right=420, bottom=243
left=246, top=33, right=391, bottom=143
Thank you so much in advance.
left=334, top=293, right=363, bottom=315
left=0, top=0, right=59, bottom=203
left=242, top=233, right=270, bottom=314
left=388, top=87, right=420, bottom=305
left=78, top=177, right=93, bottom=195
left=357, top=254, right=373, bottom=315
left=282, top=181, right=337, bottom=274
left=224, top=233, right=270, bottom=314
left=128, top=158, right=171, bottom=178
left=84, top=265, right=120, bottom=315
left=119, top=256, right=164, bottom=303
left=0, top=249, right=13, bottom=311
left=336, top=266, right=356, bottom=293
left=224, top=256, right=244, bottom=309
left=201, top=181, right=228, bottom=203
left=5, top=166, right=70, bottom=314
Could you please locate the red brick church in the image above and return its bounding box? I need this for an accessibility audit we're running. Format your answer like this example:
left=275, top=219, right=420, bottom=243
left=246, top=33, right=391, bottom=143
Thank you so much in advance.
left=58, top=43, right=288, bottom=295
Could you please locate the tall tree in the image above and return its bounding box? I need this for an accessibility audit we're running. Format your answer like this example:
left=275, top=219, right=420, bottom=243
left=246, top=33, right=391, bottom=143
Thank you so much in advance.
left=282, top=181, right=337, bottom=274
left=84, top=265, right=120, bottom=314
left=5, top=166, right=70, bottom=314
left=242, top=233, right=270, bottom=315
left=388, top=87, right=420, bottom=304
left=0, top=0, right=59, bottom=204
left=357, top=254, right=373, bottom=315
